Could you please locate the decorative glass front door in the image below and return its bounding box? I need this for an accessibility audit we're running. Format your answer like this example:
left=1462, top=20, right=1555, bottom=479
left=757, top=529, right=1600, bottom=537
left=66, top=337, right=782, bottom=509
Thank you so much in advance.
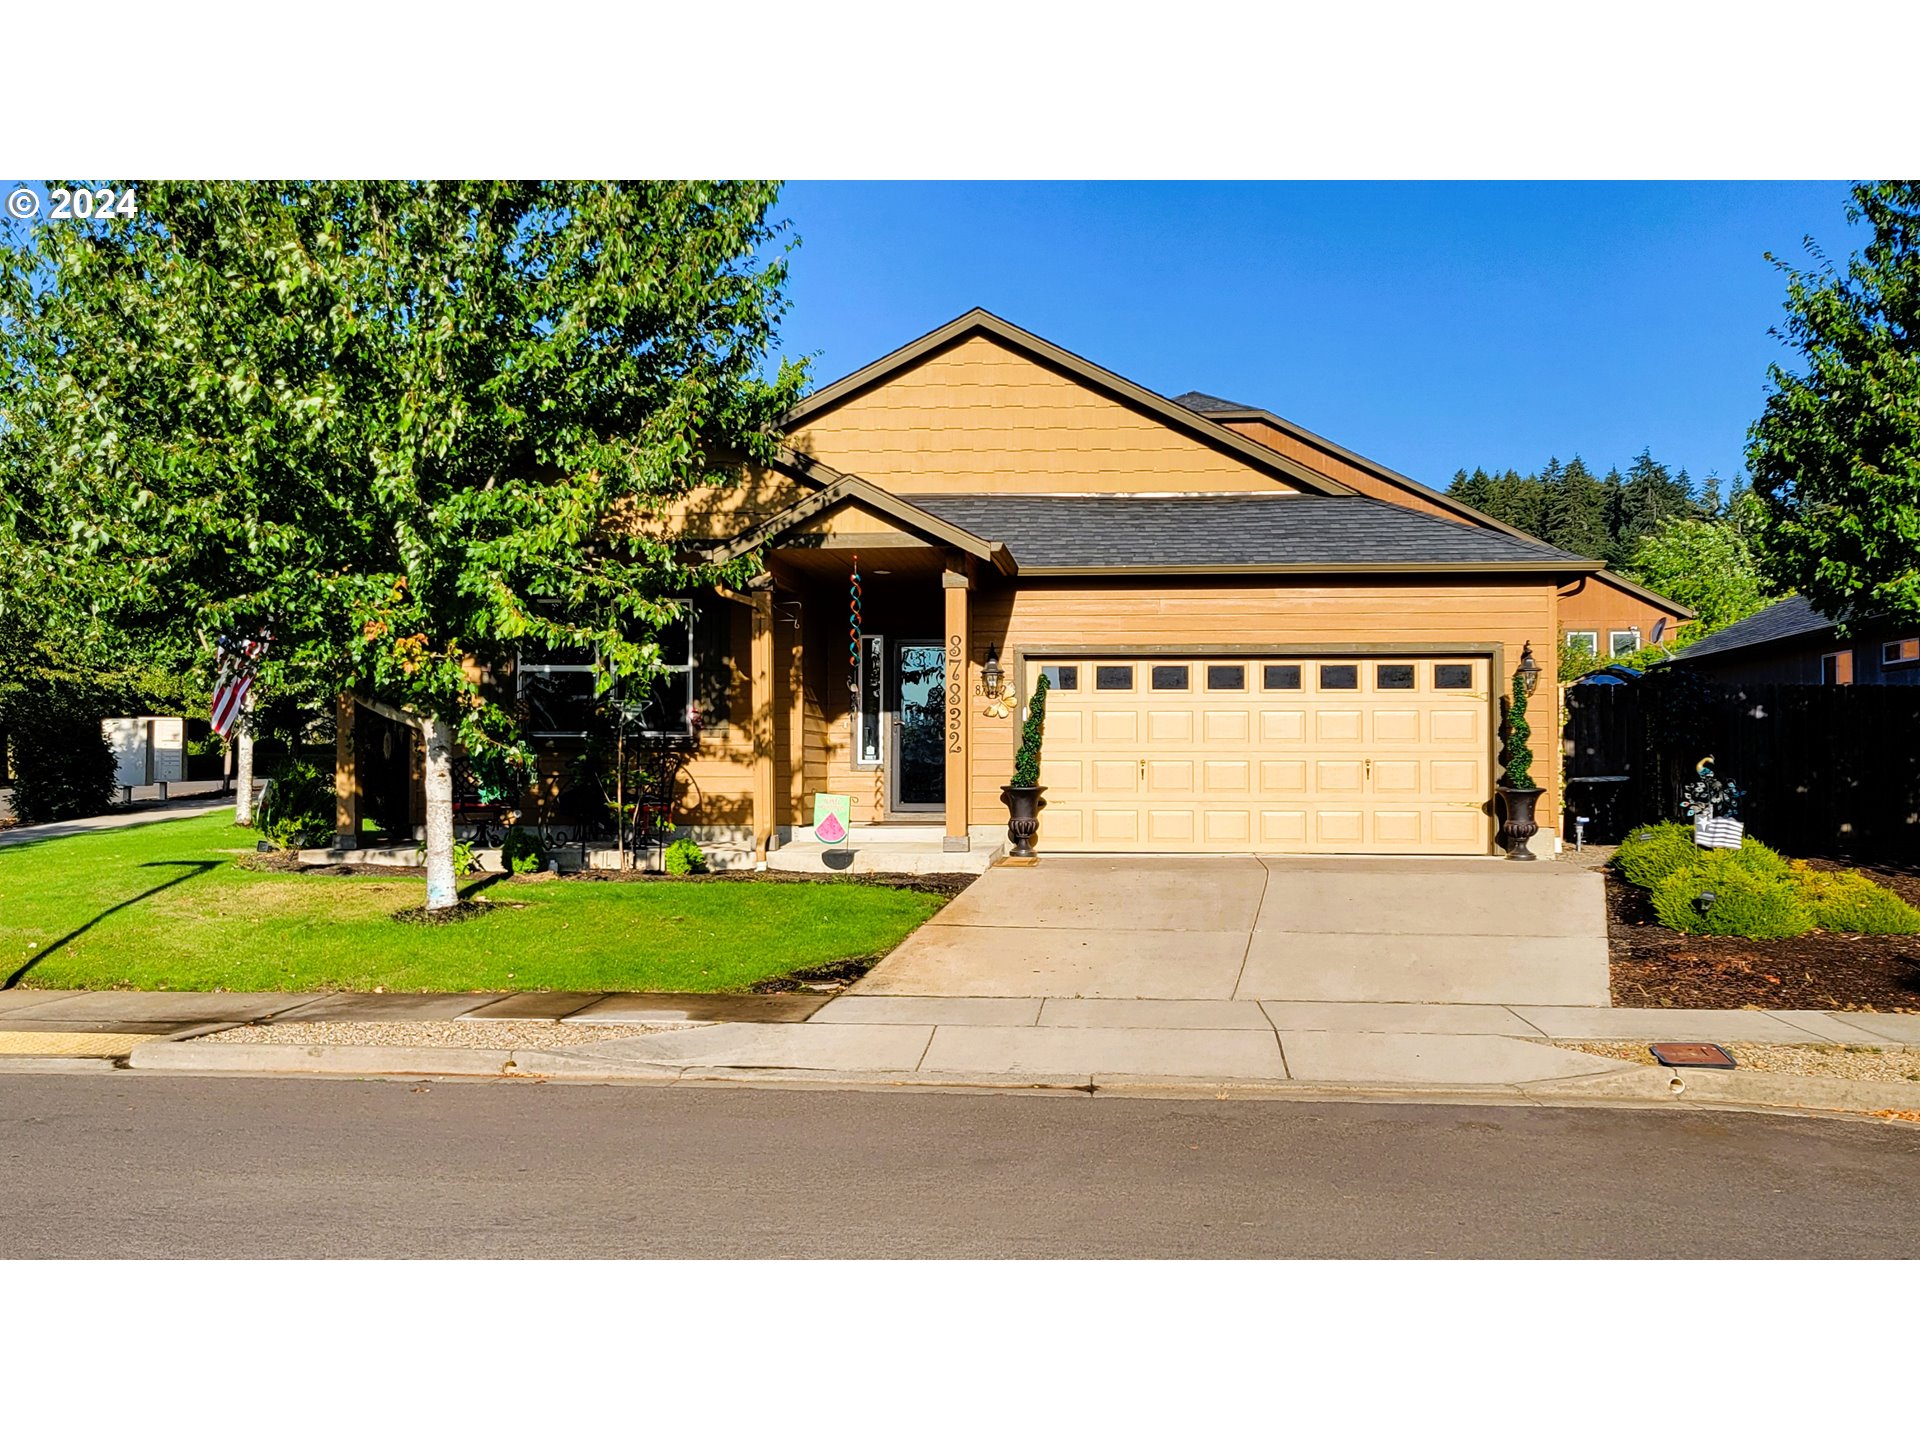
left=891, top=640, right=946, bottom=812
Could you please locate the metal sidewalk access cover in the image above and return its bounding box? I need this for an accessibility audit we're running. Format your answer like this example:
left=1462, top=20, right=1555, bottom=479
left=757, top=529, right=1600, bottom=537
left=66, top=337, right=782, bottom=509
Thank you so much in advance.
left=1648, top=1042, right=1736, bottom=1069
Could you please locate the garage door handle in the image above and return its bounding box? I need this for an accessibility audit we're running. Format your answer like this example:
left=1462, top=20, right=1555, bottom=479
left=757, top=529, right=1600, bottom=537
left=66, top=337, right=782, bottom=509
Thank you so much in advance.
left=1365, top=758, right=1372, bottom=780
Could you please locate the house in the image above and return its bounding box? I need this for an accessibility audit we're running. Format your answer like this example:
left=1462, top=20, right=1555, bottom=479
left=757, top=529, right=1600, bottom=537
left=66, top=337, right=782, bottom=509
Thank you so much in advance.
left=1664, top=594, right=1920, bottom=686
left=333, top=309, right=1693, bottom=863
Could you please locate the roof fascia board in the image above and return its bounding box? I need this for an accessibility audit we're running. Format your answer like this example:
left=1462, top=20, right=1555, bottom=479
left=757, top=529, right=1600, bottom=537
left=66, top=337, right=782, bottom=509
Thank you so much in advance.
left=780, top=309, right=1354, bottom=498
left=1015, top=560, right=1603, bottom=578
left=707, top=471, right=1014, bottom=575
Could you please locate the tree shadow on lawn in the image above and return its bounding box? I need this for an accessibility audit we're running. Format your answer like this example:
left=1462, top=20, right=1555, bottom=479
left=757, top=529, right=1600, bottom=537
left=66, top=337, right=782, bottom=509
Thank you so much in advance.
left=3, top=860, right=219, bottom=990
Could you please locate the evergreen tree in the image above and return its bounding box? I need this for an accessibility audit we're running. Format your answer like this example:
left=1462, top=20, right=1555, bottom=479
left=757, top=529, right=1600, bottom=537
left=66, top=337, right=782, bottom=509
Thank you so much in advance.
left=1608, top=449, right=1698, bottom=566
left=1539, top=455, right=1611, bottom=557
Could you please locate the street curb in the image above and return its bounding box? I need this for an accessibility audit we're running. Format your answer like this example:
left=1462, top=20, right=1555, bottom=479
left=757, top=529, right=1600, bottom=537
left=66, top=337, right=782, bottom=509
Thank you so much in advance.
left=114, top=1038, right=1920, bottom=1119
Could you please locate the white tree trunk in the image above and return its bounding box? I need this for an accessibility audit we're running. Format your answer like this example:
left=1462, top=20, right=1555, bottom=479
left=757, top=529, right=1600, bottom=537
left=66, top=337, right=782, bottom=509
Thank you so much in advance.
left=233, top=698, right=257, bottom=827
left=422, top=713, right=458, bottom=910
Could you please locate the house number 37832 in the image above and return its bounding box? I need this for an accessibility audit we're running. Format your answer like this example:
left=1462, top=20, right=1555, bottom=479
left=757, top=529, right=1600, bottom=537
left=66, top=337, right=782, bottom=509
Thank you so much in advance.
left=946, top=634, right=964, bottom=754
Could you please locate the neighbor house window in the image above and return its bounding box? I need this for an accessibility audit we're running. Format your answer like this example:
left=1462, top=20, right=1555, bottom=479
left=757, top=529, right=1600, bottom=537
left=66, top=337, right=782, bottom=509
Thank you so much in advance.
left=1822, top=650, right=1854, bottom=686
left=1608, top=629, right=1641, bottom=657
left=1882, top=638, right=1920, bottom=666
left=1565, top=631, right=1598, bottom=657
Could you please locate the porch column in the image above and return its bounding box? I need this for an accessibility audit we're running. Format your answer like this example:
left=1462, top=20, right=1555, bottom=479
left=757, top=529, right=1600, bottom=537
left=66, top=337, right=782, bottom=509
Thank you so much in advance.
left=751, top=589, right=776, bottom=863
left=942, top=559, right=971, bottom=851
left=333, top=692, right=360, bottom=850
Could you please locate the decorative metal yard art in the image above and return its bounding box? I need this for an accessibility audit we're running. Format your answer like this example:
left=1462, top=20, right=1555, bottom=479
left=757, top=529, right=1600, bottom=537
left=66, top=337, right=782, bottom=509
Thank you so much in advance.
left=1684, top=755, right=1746, bottom=849
left=848, top=554, right=862, bottom=695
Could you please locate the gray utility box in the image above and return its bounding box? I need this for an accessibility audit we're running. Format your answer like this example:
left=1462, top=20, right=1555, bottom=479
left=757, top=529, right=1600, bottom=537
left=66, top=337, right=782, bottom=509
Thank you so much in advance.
left=104, top=716, right=189, bottom=799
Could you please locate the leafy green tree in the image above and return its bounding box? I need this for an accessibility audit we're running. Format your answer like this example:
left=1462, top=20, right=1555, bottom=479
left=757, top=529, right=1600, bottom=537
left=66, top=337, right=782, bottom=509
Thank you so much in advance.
left=1748, top=181, right=1920, bottom=626
left=0, top=181, right=804, bottom=908
left=1624, top=491, right=1775, bottom=635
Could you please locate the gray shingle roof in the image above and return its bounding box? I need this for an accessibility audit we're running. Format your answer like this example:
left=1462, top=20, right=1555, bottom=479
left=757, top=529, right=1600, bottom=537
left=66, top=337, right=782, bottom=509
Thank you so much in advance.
left=907, top=494, right=1591, bottom=571
left=1170, top=390, right=1256, bottom=414
left=1670, top=594, right=1836, bottom=662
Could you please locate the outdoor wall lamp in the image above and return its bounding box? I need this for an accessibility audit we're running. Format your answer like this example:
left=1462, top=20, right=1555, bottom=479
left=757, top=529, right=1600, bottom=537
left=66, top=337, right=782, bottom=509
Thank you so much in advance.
left=982, top=645, right=1002, bottom=693
left=1518, top=641, right=1541, bottom=696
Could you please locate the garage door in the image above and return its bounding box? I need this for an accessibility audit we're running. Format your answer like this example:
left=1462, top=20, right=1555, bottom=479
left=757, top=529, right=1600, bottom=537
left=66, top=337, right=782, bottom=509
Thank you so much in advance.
left=1030, top=656, right=1492, bottom=855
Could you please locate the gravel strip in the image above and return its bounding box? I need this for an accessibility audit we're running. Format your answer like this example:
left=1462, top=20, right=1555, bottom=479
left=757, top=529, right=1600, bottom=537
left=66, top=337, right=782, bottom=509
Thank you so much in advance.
left=1560, top=1040, right=1920, bottom=1084
left=196, top=1020, right=704, bottom=1050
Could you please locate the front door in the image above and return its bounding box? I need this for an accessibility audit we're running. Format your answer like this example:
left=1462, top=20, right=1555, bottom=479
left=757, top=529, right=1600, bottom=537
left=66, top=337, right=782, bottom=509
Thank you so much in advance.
left=889, top=639, right=947, bottom=813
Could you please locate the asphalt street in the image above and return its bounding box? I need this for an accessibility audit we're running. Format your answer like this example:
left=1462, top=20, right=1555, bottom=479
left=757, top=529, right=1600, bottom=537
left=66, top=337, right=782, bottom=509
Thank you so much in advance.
left=4, top=1074, right=1918, bottom=1258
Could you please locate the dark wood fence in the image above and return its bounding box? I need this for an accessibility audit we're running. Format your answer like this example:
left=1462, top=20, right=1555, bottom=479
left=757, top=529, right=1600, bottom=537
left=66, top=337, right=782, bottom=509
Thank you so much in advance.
left=1562, top=673, right=1920, bottom=862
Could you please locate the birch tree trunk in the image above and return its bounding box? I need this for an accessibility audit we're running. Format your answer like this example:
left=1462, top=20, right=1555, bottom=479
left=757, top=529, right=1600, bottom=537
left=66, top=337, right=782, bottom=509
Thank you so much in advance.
left=422, top=713, right=458, bottom=910
left=233, top=696, right=257, bottom=826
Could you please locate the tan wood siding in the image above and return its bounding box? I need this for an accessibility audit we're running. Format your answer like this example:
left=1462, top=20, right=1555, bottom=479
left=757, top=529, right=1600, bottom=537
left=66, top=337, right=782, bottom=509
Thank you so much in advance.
left=1212, top=415, right=1461, bottom=520
left=787, top=336, right=1308, bottom=496
left=1559, top=575, right=1690, bottom=650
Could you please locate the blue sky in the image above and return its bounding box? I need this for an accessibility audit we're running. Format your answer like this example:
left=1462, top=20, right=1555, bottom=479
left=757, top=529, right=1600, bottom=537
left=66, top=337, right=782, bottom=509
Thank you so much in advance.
left=767, top=182, right=1857, bottom=492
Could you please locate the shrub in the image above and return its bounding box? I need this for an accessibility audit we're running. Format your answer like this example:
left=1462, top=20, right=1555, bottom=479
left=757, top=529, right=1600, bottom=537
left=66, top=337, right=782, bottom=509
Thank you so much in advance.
left=255, top=760, right=337, bottom=848
left=1650, top=852, right=1814, bottom=938
left=452, top=838, right=478, bottom=876
left=501, top=826, right=547, bottom=875
left=1010, top=671, right=1051, bottom=788
left=1791, top=863, right=1920, bottom=935
left=1615, top=821, right=1788, bottom=890
left=2, top=683, right=117, bottom=824
left=1614, top=822, right=1703, bottom=889
left=664, top=837, right=707, bottom=876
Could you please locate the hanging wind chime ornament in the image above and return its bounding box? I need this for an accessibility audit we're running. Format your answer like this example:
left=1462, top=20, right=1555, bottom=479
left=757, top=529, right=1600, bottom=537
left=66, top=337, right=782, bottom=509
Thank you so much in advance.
left=848, top=554, right=862, bottom=694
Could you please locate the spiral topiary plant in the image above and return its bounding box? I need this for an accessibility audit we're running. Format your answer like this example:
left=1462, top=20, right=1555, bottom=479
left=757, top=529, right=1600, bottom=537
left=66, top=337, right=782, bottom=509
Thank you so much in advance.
left=1010, top=672, right=1050, bottom=787
left=1502, top=670, right=1535, bottom=789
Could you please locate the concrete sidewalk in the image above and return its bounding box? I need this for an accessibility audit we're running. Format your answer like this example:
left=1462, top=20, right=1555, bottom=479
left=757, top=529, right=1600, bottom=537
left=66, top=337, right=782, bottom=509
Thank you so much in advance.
left=0, top=793, right=243, bottom=848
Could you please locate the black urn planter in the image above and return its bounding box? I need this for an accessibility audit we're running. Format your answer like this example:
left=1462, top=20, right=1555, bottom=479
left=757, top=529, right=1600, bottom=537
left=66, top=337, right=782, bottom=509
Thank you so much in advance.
left=1496, top=785, right=1545, bottom=861
left=1001, top=784, right=1046, bottom=859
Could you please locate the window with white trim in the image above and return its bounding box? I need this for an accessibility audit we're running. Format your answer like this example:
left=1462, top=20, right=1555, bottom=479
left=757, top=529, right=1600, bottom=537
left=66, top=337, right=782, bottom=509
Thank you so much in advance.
left=1822, top=649, right=1854, bottom=685
left=1608, top=628, right=1641, bottom=657
left=519, top=641, right=598, bottom=737
left=1565, top=631, right=1598, bottom=657
left=1882, top=637, right=1920, bottom=666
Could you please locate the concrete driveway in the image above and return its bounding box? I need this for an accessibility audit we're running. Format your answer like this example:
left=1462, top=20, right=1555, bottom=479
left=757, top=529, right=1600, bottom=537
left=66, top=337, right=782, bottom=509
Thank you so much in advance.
left=854, top=855, right=1609, bottom=1007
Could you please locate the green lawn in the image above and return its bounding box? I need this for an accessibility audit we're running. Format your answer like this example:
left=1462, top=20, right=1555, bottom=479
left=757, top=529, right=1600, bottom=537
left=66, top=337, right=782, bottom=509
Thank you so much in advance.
left=0, top=814, right=945, bottom=993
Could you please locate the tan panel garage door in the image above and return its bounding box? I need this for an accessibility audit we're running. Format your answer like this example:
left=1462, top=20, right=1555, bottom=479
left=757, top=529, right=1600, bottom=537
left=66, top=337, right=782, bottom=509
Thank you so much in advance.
left=1031, top=656, right=1492, bottom=855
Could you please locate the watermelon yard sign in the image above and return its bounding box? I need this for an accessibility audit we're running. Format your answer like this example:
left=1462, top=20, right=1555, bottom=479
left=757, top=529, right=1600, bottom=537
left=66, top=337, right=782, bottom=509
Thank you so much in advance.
left=813, top=794, right=852, bottom=847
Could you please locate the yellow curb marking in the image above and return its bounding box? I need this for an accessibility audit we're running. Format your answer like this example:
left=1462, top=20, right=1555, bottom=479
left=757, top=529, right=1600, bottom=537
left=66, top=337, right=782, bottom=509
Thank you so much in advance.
left=0, top=1030, right=147, bottom=1058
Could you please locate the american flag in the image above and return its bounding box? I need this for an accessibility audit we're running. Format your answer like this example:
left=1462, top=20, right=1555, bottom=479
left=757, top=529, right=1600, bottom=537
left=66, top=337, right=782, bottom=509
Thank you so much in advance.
left=211, top=632, right=269, bottom=737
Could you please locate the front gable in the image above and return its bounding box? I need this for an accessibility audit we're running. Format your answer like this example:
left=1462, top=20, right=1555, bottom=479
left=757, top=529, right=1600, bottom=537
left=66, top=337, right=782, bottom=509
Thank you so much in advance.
left=782, top=312, right=1348, bottom=499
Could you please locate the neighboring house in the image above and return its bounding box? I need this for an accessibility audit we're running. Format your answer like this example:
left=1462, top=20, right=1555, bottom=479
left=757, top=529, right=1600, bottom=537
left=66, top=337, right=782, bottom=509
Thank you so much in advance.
left=1664, top=594, right=1920, bottom=687
left=1169, top=392, right=1694, bottom=659
left=336, top=309, right=1692, bottom=860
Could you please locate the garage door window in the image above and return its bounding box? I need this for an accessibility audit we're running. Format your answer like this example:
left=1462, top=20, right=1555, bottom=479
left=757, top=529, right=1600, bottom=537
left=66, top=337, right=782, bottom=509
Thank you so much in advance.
left=1095, top=664, right=1133, bottom=691
left=1263, top=664, right=1301, bottom=690
left=1150, top=665, right=1190, bottom=691
left=1041, top=664, right=1079, bottom=690
left=1319, top=664, right=1358, bottom=690
left=1434, top=664, right=1473, bottom=690
left=1376, top=664, right=1415, bottom=690
left=1206, top=664, right=1246, bottom=690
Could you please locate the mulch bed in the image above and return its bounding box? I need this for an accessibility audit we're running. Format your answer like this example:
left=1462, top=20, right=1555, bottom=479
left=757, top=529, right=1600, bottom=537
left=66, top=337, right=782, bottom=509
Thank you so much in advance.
left=750, top=955, right=886, bottom=994
left=239, top=848, right=976, bottom=898
left=1608, top=858, right=1920, bottom=1012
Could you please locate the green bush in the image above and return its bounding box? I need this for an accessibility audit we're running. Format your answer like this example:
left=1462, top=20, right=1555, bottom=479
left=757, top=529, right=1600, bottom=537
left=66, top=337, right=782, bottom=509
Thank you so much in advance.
left=501, top=826, right=547, bottom=875
left=1614, top=822, right=1704, bottom=888
left=1791, top=864, right=1920, bottom=935
left=452, top=838, right=478, bottom=876
left=1650, top=852, right=1814, bottom=938
left=663, top=837, right=707, bottom=876
left=1502, top=670, right=1535, bottom=788
left=1615, top=821, right=1787, bottom=890
left=255, top=760, right=337, bottom=848
left=2, top=683, right=117, bottom=824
